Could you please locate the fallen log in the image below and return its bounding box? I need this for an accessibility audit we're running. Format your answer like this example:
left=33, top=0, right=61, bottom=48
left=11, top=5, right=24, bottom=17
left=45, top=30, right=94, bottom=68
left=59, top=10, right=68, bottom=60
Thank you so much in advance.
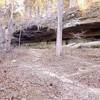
left=67, top=41, right=100, bottom=49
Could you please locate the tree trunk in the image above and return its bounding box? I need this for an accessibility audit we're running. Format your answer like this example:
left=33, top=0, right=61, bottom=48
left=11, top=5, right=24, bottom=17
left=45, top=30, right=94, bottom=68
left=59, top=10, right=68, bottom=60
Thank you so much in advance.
left=6, top=0, right=14, bottom=52
left=45, top=0, right=48, bottom=18
left=56, top=0, right=63, bottom=56
left=0, top=24, right=5, bottom=52
left=69, top=0, right=78, bottom=8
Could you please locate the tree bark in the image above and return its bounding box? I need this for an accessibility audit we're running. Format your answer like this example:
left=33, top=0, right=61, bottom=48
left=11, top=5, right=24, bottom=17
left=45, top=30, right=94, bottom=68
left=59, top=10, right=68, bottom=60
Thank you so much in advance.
left=0, top=24, right=6, bottom=60
left=69, top=0, right=78, bottom=8
left=6, top=0, right=14, bottom=52
left=0, top=24, right=5, bottom=52
left=56, top=0, right=63, bottom=56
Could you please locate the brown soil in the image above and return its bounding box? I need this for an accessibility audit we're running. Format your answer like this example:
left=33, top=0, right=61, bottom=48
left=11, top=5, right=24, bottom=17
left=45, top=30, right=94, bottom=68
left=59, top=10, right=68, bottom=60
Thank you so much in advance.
left=0, top=47, right=100, bottom=100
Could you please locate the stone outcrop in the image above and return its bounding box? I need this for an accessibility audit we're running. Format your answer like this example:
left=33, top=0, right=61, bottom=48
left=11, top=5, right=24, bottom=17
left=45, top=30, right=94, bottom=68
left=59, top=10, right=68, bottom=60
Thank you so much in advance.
left=12, top=2, right=100, bottom=44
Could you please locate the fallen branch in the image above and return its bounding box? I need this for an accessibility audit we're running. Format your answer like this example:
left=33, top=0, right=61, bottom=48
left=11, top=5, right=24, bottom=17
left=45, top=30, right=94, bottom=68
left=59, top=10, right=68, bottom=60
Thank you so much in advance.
left=67, top=41, right=100, bottom=48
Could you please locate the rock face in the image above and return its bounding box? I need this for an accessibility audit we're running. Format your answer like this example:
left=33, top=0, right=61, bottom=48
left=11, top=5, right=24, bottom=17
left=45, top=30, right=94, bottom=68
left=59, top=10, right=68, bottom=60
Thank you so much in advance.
left=12, top=2, right=100, bottom=44
left=63, top=3, right=100, bottom=40
left=12, top=25, right=56, bottom=44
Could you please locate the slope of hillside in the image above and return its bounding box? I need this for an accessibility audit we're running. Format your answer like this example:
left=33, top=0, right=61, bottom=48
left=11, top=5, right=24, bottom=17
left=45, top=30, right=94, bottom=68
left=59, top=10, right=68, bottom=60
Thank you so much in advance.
left=0, top=47, right=100, bottom=99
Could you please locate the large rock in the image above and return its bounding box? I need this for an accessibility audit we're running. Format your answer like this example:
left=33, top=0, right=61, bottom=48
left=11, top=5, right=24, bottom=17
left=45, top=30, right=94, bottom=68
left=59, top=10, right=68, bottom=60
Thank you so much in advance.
left=12, top=25, right=56, bottom=44
left=12, top=2, right=100, bottom=44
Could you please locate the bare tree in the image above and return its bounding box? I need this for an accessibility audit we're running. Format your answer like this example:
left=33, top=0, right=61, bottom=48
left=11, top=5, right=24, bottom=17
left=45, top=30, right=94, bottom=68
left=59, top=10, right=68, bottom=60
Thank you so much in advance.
left=56, top=0, right=63, bottom=56
left=5, top=0, right=14, bottom=52
left=69, top=0, right=78, bottom=8
left=0, top=24, right=5, bottom=52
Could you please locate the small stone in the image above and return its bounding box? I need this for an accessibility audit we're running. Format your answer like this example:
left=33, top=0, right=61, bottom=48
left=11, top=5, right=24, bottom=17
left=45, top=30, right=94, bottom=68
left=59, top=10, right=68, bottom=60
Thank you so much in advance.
left=12, top=60, right=16, bottom=63
left=4, top=70, right=6, bottom=73
left=21, top=98, right=26, bottom=100
left=50, top=83, right=53, bottom=86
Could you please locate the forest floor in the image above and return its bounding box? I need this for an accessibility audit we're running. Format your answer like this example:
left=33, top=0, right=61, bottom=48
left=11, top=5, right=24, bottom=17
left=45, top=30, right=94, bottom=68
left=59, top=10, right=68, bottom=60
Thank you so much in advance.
left=0, top=46, right=100, bottom=100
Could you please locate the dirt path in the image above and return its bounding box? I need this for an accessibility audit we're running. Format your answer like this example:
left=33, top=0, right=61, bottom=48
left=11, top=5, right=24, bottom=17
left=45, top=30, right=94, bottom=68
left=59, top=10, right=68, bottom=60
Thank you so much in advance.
left=0, top=47, right=100, bottom=100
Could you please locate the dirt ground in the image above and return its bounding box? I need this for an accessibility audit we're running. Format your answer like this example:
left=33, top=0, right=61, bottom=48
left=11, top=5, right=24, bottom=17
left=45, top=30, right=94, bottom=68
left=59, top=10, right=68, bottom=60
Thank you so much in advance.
left=0, top=46, right=100, bottom=100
